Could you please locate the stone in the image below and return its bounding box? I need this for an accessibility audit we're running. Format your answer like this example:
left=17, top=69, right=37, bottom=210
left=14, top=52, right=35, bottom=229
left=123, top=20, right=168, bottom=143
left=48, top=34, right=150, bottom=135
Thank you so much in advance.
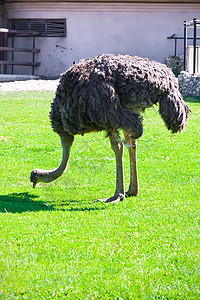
left=178, top=71, right=200, bottom=97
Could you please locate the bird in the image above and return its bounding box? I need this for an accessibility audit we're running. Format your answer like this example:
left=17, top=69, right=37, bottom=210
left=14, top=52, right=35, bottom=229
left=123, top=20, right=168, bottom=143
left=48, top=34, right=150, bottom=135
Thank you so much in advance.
left=30, top=54, right=191, bottom=203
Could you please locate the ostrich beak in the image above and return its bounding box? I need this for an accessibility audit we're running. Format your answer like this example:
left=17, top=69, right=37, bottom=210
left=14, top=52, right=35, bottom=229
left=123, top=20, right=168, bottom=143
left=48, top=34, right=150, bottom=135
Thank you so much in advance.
left=30, top=171, right=37, bottom=188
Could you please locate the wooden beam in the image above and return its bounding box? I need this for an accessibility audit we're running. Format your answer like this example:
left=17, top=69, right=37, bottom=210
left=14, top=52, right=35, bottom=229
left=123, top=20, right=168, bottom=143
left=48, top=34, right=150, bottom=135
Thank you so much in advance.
left=3, top=0, right=200, bottom=3
left=0, top=60, right=40, bottom=66
left=0, top=47, right=40, bottom=53
left=0, top=29, right=39, bottom=36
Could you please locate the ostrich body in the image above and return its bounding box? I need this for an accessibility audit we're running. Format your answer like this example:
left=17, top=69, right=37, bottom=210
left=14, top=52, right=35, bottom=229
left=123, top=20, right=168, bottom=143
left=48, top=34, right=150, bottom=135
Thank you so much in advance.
left=31, top=54, right=190, bottom=202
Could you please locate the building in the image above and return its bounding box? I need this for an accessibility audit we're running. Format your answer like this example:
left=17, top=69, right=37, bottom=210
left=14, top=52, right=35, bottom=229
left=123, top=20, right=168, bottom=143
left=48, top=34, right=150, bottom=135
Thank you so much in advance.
left=0, top=0, right=200, bottom=77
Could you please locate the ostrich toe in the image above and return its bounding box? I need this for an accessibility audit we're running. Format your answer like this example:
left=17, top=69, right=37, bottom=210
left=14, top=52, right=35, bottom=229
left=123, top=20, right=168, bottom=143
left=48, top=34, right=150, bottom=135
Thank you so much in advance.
left=97, top=193, right=125, bottom=203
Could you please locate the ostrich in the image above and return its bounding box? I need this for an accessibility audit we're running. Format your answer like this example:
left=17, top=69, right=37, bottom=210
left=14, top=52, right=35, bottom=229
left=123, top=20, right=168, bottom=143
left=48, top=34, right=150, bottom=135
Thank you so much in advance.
left=30, top=54, right=190, bottom=203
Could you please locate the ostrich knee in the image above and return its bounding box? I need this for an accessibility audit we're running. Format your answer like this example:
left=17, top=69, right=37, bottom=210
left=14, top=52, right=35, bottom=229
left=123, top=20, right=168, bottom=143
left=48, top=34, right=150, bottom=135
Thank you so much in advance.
left=30, top=134, right=74, bottom=188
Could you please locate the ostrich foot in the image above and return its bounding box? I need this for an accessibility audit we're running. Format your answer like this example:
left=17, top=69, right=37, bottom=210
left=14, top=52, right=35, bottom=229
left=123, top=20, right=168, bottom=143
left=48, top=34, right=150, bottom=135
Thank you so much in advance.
left=125, top=189, right=138, bottom=197
left=97, top=193, right=125, bottom=203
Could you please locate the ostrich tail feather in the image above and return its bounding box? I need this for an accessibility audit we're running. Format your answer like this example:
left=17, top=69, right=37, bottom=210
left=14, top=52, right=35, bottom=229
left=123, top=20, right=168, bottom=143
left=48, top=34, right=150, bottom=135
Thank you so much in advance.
left=159, top=91, right=191, bottom=133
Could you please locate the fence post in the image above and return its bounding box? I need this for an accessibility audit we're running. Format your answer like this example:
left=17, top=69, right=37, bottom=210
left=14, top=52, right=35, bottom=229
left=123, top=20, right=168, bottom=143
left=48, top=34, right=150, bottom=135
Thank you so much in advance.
left=193, top=18, right=197, bottom=74
left=184, top=20, right=187, bottom=71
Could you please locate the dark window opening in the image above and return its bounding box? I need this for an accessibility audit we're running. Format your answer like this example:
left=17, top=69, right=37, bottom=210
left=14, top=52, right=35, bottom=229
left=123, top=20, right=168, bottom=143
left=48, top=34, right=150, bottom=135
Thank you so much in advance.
left=10, top=19, right=66, bottom=37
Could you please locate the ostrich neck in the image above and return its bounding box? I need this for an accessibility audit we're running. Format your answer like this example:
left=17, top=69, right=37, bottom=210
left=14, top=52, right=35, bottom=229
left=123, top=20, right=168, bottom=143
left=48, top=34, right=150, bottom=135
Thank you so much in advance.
left=39, top=135, right=73, bottom=183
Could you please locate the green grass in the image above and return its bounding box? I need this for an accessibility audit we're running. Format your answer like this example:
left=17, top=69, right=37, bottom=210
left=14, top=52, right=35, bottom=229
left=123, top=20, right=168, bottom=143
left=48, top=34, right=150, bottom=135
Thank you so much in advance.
left=0, top=91, right=199, bottom=299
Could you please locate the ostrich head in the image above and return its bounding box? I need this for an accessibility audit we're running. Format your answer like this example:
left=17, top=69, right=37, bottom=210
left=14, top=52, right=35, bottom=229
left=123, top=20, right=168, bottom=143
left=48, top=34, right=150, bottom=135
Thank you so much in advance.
left=30, top=169, right=52, bottom=188
left=30, top=169, right=42, bottom=188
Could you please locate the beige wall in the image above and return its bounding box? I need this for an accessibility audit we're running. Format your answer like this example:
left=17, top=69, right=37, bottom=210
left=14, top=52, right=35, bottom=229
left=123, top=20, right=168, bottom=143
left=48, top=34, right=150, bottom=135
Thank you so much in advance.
left=3, top=2, right=200, bottom=77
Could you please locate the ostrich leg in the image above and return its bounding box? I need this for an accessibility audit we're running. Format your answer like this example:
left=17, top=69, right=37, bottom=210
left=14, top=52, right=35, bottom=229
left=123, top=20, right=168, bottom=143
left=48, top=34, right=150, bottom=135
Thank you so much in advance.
left=99, top=132, right=125, bottom=203
left=30, top=133, right=74, bottom=188
left=124, top=133, right=139, bottom=196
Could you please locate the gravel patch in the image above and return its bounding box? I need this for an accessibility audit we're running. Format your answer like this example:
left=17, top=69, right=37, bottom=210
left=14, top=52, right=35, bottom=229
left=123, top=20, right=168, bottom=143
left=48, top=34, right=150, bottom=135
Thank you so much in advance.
left=0, top=79, right=60, bottom=92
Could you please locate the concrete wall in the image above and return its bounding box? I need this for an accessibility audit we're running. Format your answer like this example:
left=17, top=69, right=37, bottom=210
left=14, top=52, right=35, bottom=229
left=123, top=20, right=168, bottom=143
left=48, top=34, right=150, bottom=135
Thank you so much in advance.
left=3, top=2, right=200, bottom=77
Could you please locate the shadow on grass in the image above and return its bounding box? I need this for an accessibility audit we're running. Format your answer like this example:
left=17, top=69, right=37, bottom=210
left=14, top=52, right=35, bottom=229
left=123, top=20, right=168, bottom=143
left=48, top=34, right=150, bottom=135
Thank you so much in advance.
left=55, top=199, right=106, bottom=212
left=0, top=192, right=54, bottom=213
left=184, top=96, right=200, bottom=103
left=0, top=192, right=106, bottom=214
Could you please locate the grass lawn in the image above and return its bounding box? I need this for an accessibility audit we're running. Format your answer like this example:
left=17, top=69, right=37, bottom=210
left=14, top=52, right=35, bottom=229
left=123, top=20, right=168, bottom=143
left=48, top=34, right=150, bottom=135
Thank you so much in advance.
left=0, top=91, right=199, bottom=299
